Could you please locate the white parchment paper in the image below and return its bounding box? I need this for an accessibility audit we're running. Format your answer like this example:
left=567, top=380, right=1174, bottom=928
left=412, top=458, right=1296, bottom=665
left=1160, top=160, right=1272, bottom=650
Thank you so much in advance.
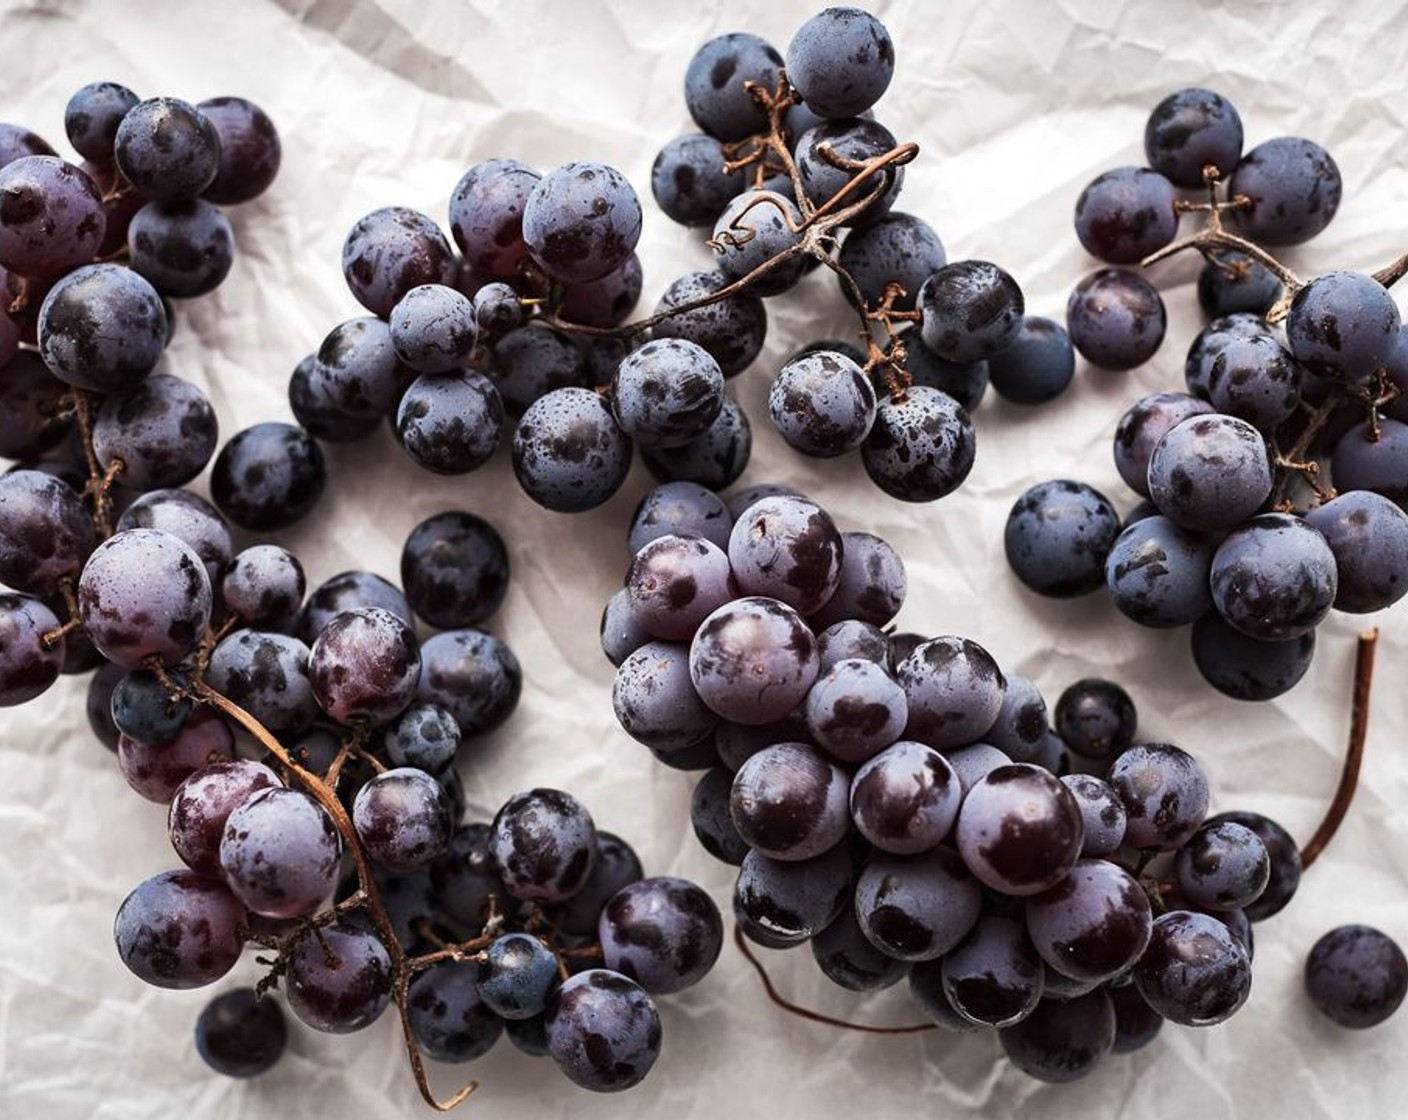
left=1, top=2, right=1406, bottom=1117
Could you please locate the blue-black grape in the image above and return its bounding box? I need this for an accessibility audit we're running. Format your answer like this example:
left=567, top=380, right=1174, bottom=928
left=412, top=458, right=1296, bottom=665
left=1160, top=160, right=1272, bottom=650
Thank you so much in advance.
left=727, top=494, right=842, bottom=615
left=558, top=252, right=642, bottom=329
left=1061, top=774, right=1126, bottom=856
left=1073, top=166, right=1178, bottom=264
left=547, top=830, right=643, bottom=938
left=388, top=283, right=478, bottom=373
left=768, top=348, right=877, bottom=457
left=613, top=640, right=718, bottom=752
left=1190, top=610, right=1317, bottom=702
left=794, top=118, right=904, bottom=227
left=600, top=587, right=651, bottom=669
left=491, top=325, right=585, bottom=416
left=1113, top=392, right=1216, bottom=497
left=220, top=545, right=304, bottom=632
left=0, top=593, right=66, bottom=706
left=116, top=487, right=231, bottom=588
left=310, top=316, right=412, bottom=420
left=998, top=990, right=1116, bottom=1082
left=1229, top=136, right=1341, bottom=245
left=353, top=767, right=451, bottom=872
left=683, top=33, right=782, bottom=141
left=194, top=988, right=287, bottom=1078
left=489, top=788, right=598, bottom=903
left=712, top=190, right=806, bottom=294
left=942, top=915, right=1044, bottom=1027
left=417, top=629, right=521, bottom=737
left=1144, top=88, right=1244, bottom=187
left=341, top=206, right=456, bottom=318
left=640, top=392, right=752, bottom=490
left=786, top=7, right=894, bottom=119
left=1304, top=925, right=1407, bottom=1029
left=297, top=570, right=411, bottom=645
left=92, top=373, right=218, bottom=490
left=477, top=932, right=558, bottom=1020
left=809, top=532, right=905, bottom=630
left=111, top=666, right=191, bottom=745
left=1004, top=479, right=1121, bottom=598
left=627, top=534, right=734, bottom=642
left=448, top=158, right=540, bottom=280
left=405, top=959, right=504, bottom=1061
left=612, top=337, right=724, bottom=448
left=1147, top=413, right=1272, bottom=532
left=521, top=162, right=641, bottom=284
left=1286, top=270, right=1400, bottom=383
left=37, top=263, right=167, bottom=393
left=896, top=635, right=1004, bottom=750
left=512, top=387, right=632, bottom=513
left=849, top=741, right=959, bottom=853
left=1105, top=515, right=1215, bottom=628
left=400, top=510, right=508, bottom=630
left=65, top=81, right=140, bottom=163
left=168, top=759, right=282, bottom=879
left=733, top=845, right=852, bottom=946
left=918, top=261, right=1023, bottom=362
left=812, top=908, right=910, bottom=991
left=1331, top=419, right=1408, bottom=509
left=309, top=606, right=420, bottom=726
left=1066, top=267, right=1165, bottom=370
left=0, top=156, right=106, bottom=280
left=396, top=369, right=504, bottom=475
left=651, top=133, right=743, bottom=228
left=651, top=269, right=766, bottom=378
left=211, top=422, right=325, bottom=531
left=627, top=482, right=732, bottom=554
left=0, top=468, right=94, bottom=595
left=804, top=657, right=906, bottom=763
left=1206, top=331, right=1302, bottom=430
left=1134, top=910, right=1251, bottom=1025
left=1198, top=250, right=1282, bottom=318
left=197, top=96, right=281, bottom=205
left=837, top=212, right=945, bottom=312
left=987, top=316, right=1075, bottom=405
left=117, top=707, right=233, bottom=804
left=861, top=385, right=975, bottom=502
left=1184, top=313, right=1269, bottom=399
left=1108, top=742, right=1208, bottom=850
left=1175, top=820, right=1270, bottom=911
left=114, top=98, right=220, bottom=201
left=0, top=349, right=72, bottom=460
left=1209, top=513, right=1337, bottom=641
left=1304, top=490, right=1408, bottom=613
left=127, top=198, right=234, bottom=298
left=898, top=330, right=989, bottom=411
left=691, top=767, right=751, bottom=865
left=1025, top=858, right=1152, bottom=982
left=730, top=742, right=850, bottom=860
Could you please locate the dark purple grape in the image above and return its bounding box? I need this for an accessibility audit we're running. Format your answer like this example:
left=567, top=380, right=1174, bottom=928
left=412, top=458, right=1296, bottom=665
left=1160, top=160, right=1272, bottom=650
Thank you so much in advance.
left=1176, top=820, right=1269, bottom=911
left=1305, top=925, right=1407, bottom=1029
left=168, top=759, right=282, bottom=879
left=786, top=8, right=894, bottom=119
left=288, top=353, right=379, bottom=444
left=111, top=666, right=191, bottom=745
left=640, top=392, right=752, bottom=490
left=0, top=593, right=65, bottom=706
left=400, top=511, right=508, bottom=630
left=768, top=348, right=877, bottom=457
left=683, top=32, right=782, bottom=141
left=471, top=281, right=523, bottom=344
left=1066, top=267, right=1166, bottom=370
left=114, top=98, right=219, bottom=200
left=861, top=385, right=976, bottom=502
left=92, top=373, right=216, bottom=491
left=611, top=639, right=714, bottom=752
left=127, top=197, right=234, bottom=298
left=1144, top=88, right=1243, bottom=186
left=353, top=767, right=451, bottom=872
left=1191, top=610, right=1316, bottom=702
left=854, top=846, right=982, bottom=961
left=812, top=908, right=909, bottom=991
left=837, top=212, right=946, bottom=312
left=546, top=831, right=643, bottom=938
left=628, top=482, right=732, bottom=555
left=942, top=914, right=1045, bottom=1027
left=387, top=283, right=477, bottom=374
left=1198, top=250, right=1283, bottom=318
left=341, top=206, right=456, bottom=318
left=899, top=330, right=989, bottom=412
left=0, top=468, right=94, bottom=595
left=86, top=660, right=125, bottom=748
left=206, top=630, right=316, bottom=733
left=691, top=767, right=751, bottom=865
left=814, top=620, right=889, bottom=673
left=849, top=741, right=959, bottom=854
left=1205, top=810, right=1301, bottom=921
left=1147, top=413, right=1272, bottom=532
left=65, top=81, right=140, bottom=163
left=734, top=846, right=852, bottom=946
left=490, top=788, right=597, bottom=903
left=730, top=742, right=850, bottom=860
left=1209, top=513, right=1337, bottom=641
left=1108, top=742, right=1208, bottom=850
left=1061, top=774, right=1126, bottom=856
left=1108, top=982, right=1163, bottom=1053
left=197, top=96, right=280, bottom=205
left=1206, top=332, right=1302, bottom=430
left=651, top=269, right=766, bottom=378
left=37, top=263, right=166, bottom=393
left=383, top=703, right=460, bottom=775
left=969, top=672, right=1040, bottom=764
left=221, top=545, right=304, bottom=632
left=908, top=958, right=985, bottom=1032
left=1332, top=419, right=1408, bottom=508
left=115, top=488, right=231, bottom=588
left=429, top=823, right=511, bottom=929
left=1113, top=392, right=1216, bottom=498
left=220, top=787, right=341, bottom=918
left=194, top=988, right=287, bottom=1078
left=491, top=325, right=585, bottom=416
left=712, top=190, right=806, bottom=294
left=689, top=596, right=818, bottom=725
left=1025, top=858, right=1151, bottom=982
left=987, top=316, right=1075, bottom=405
left=1105, top=515, right=1215, bottom=628
left=794, top=118, right=904, bottom=227
left=1305, top=490, right=1408, bottom=613
left=558, top=252, right=642, bottom=328
left=211, top=422, right=324, bottom=532
left=1229, top=136, right=1341, bottom=245
left=521, top=162, right=641, bottom=284
left=417, top=629, right=520, bottom=737
left=309, top=316, right=412, bottom=420
left=0, top=350, right=72, bottom=461
left=448, top=158, right=540, bottom=279
left=512, top=387, right=631, bottom=514
left=600, top=587, right=650, bottom=669
left=809, top=532, right=906, bottom=630
left=918, top=261, right=1023, bottom=363
left=955, top=764, right=1084, bottom=895
left=113, top=870, right=245, bottom=989
left=599, top=876, right=722, bottom=995
left=998, top=990, right=1116, bottom=1082
left=286, top=924, right=392, bottom=1034
left=0, top=156, right=105, bottom=280
left=1004, top=479, right=1121, bottom=599
left=1287, top=270, right=1400, bottom=383
left=395, top=369, right=504, bottom=475
left=727, top=494, right=842, bottom=615
left=896, top=635, right=1005, bottom=750
left=945, top=742, right=1012, bottom=795
left=804, top=658, right=906, bottom=763
left=1074, top=166, right=1178, bottom=264
left=546, top=970, right=661, bottom=1093
left=475, top=933, right=558, bottom=1020
left=0, top=124, right=55, bottom=167
left=1135, top=910, right=1251, bottom=1025
left=297, top=571, right=411, bottom=646
left=309, top=606, right=420, bottom=727
left=1185, top=313, right=1270, bottom=399
left=611, top=337, right=724, bottom=448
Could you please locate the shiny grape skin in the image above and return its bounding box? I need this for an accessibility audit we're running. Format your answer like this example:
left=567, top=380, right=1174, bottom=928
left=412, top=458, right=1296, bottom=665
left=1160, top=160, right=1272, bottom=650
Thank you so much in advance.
left=1205, top=333, right=1302, bottom=431
left=712, top=190, right=807, bottom=294
left=127, top=198, right=234, bottom=298
left=1065, top=267, right=1166, bottom=370
left=211, top=422, right=325, bottom=532
left=896, top=635, right=1005, bottom=750
left=206, top=630, right=317, bottom=734
left=416, top=629, right=521, bottom=737
left=117, top=708, right=235, bottom=803
left=1287, top=270, right=1400, bottom=383
left=1209, top=513, right=1337, bottom=641
left=1205, top=810, right=1302, bottom=921
left=395, top=369, right=504, bottom=475
left=77, top=527, right=211, bottom=670
left=1134, top=910, right=1251, bottom=1026
left=1147, top=413, right=1272, bottom=532
left=730, top=742, right=850, bottom=861
left=37, top=263, right=167, bottom=393
left=113, top=869, right=246, bottom=989
left=854, top=847, right=983, bottom=962
left=194, top=988, right=287, bottom=1078
left=116, top=488, right=232, bottom=589
left=1304, top=925, right=1408, bottom=1029
left=400, top=511, right=508, bottom=630
left=384, top=703, right=460, bottom=775
left=0, top=468, right=94, bottom=595
left=1184, top=313, right=1270, bottom=399
left=683, top=32, right=782, bottom=141
left=850, top=741, right=959, bottom=854
left=688, top=596, right=819, bottom=725
left=1331, top=418, right=1408, bottom=509
left=613, top=640, right=718, bottom=752
left=1113, top=392, right=1216, bottom=498
left=1060, top=774, right=1127, bottom=857
left=998, top=990, right=1116, bottom=1083
left=1198, top=250, right=1283, bottom=319
left=795, top=119, right=905, bottom=228
left=471, top=281, right=523, bottom=344
left=0, top=156, right=106, bottom=280
left=0, top=349, right=72, bottom=460
left=387, top=283, right=477, bottom=374
left=1005, top=479, right=1122, bottom=599
left=1304, top=490, right=1408, bottom=613
left=941, top=915, right=1045, bottom=1027
left=1229, top=136, right=1342, bottom=245
left=286, top=924, right=393, bottom=1034
left=733, top=845, right=853, bottom=946
left=448, top=158, right=540, bottom=279
left=65, top=81, right=140, bottom=162
left=805, top=658, right=907, bottom=763
left=1073, top=166, right=1178, bottom=265
left=489, top=788, right=598, bottom=904
left=767, top=349, right=877, bottom=457
left=651, top=269, right=766, bottom=378
left=955, top=764, right=1084, bottom=895
left=813, top=907, right=910, bottom=992
left=491, top=325, right=586, bottom=417
left=221, top=545, right=305, bottom=632
left=512, top=387, right=632, bottom=514
left=1190, top=610, right=1317, bottom=702
left=861, top=386, right=976, bottom=503
left=1107, top=742, right=1208, bottom=851
left=611, top=337, right=724, bottom=449
left=786, top=7, right=894, bottom=119
left=476, top=933, right=559, bottom=1020
left=168, top=759, right=282, bottom=879
left=627, top=482, right=733, bottom=555
left=837, top=212, right=946, bottom=313
left=599, top=876, right=723, bottom=995
left=728, top=494, right=843, bottom=616
left=114, top=97, right=220, bottom=200
left=987, top=316, right=1075, bottom=406
left=814, top=619, right=889, bottom=672
left=558, top=252, right=642, bottom=329
left=521, top=161, right=642, bottom=285
left=809, top=532, right=906, bottom=630
left=1175, top=821, right=1270, bottom=911
left=545, top=970, right=661, bottom=1093
left=198, top=96, right=281, bottom=205
left=340, top=206, right=456, bottom=318
left=1105, top=515, right=1215, bottom=628
left=918, top=261, right=1024, bottom=363
left=353, top=767, right=451, bottom=872
left=691, top=767, right=751, bottom=865
left=220, top=787, right=342, bottom=919
left=0, top=594, right=65, bottom=706
left=92, top=373, right=218, bottom=491
left=1025, top=859, right=1152, bottom=983
left=641, top=392, right=752, bottom=490
left=546, top=830, right=644, bottom=938
left=288, top=352, right=380, bottom=444
left=899, top=329, right=990, bottom=412
left=1144, top=88, right=1244, bottom=187
left=309, top=606, right=421, bottom=727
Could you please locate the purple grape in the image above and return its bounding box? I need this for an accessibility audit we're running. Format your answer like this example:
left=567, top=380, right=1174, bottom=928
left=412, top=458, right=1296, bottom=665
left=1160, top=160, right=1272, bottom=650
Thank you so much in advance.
left=0, top=468, right=94, bottom=595
left=837, top=212, right=946, bottom=312
left=1304, top=925, right=1407, bottom=1029
left=600, top=587, right=650, bottom=668
left=0, top=593, right=65, bottom=706
left=899, top=330, right=989, bottom=412
left=1025, top=858, right=1152, bottom=982
left=118, top=708, right=235, bottom=803
left=353, top=767, right=451, bottom=872
left=1198, top=250, right=1283, bottom=318
left=734, top=846, right=852, bottom=946
left=998, top=990, right=1116, bottom=1082
left=1061, top=774, right=1126, bottom=856
left=221, top=545, right=304, bottom=632
left=110, top=667, right=192, bottom=746
left=1204, top=810, right=1300, bottom=921
left=382, top=703, right=460, bottom=775
left=1287, top=270, right=1400, bottom=383
left=640, top=392, right=752, bottom=490
left=115, top=488, right=230, bottom=588
left=849, top=741, right=959, bottom=854
left=786, top=8, right=894, bottom=119
left=612, top=337, right=724, bottom=448
left=286, top=924, right=392, bottom=1034
left=168, top=759, right=282, bottom=878
left=691, top=767, right=751, bottom=865
left=1144, top=88, right=1244, bottom=186
left=429, top=823, right=511, bottom=929
left=395, top=369, right=504, bottom=475
left=309, top=606, right=420, bottom=727
left=1205, top=332, right=1302, bottom=430
left=113, top=870, right=245, bottom=989
left=811, top=907, right=909, bottom=991
left=1229, top=136, right=1341, bottom=245
left=941, top=915, right=1045, bottom=1027
left=545, top=970, right=661, bottom=1093
left=220, top=787, right=341, bottom=918
left=804, top=658, right=907, bottom=763
left=1191, top=610, right=1317, bottom=702
left=1074, top=166, right=1179, bottom=264
left=1066, top=267, right=1166, bottom=370
left=206, top=629, right=316, bottom=733
left=0, top=156, right=106, bottom=280
left=1105, top=515, right=1215, bottom=628
left=794, top=118, right=904, bottom=227
left=712, top=190, right=807, bottom=294
left=613, top=640, right=718, bottom=752
left=599, top=876, right=723, bottom=995
left=945, top=742, right=1012, bottom=795
left=854, top=846, right=982, bottom=961
left=387, top=283, right=477, bottom=373
left=490, top=788, right=598, bottom=903
left=448, top=158, right=540, bottom=279
left=1134, top=910, right=1251, bottom=1025
left=1108, top=742, right=1208, bottom=850
left=211, top=422, right=325, bottom=532
left=400, top=511, right=508, bottom=630
left=547, top=831, right=643, bottom=938
left=0, top=124, right=55, bottom=167
left=683, top=32, right=782, bottom=141
left=416, top=629, right=521, bottom=737
left=558, top=252, right=642, bottom=329
left=65, top=81, right=140, bottom=163
left=1108, top=982, right=1163, bottom=1053
left=955, top=764, right=1084, bottom=895
left=1113, top=392, right=1216, bottom=497
left=521, top=161, right=641, bottom=285
left=1305, top=490, right=1408, bottom=613
left=1209, top=513, right=1337, bottom=640
left=298, top=572, right=411, bottom=646
left=491, top=325, right=586, bottom=416
left=768, top=348, right=877, bottom=457
left=1184, top=313, right=1270, bottom=399
left=1332, top=419, right=1408, bottom=509
left=651, top=269, right=766, bottom=378
left=627, top=482, right=732, bottom=555
left=194, top=988, right=287, bottom=1078
left=896, top=635, right=1005, bottom=750
left=861, top=385, right=976, bottom=502
left=472, top=281, right=523, bottom=344
left=92, top=373, right=217, bottom=491
left=288, top=353, right=379, bottom=444
left=730, top=742, right=850, bottom=860
left=1175, top=820, right=1270, bottom=911
left=341, top=206, right=456, bottom=318
left=127, top=197, right=234, bottom=298
left=512, top=386, right=632, bottom=514
left=1005, top=479, right=1121, bottom=599
left=114, top=98, right=220, bottom=200
left=727, top=495, right=842, bottom=615
left=918, top=261, right=1024, bottom=363
left=1147, top=413, right=1272, bottom=532
left=0, top=349, right=72, bottom=460
left=37, top=263, right=167, bottom=393
left=197, top=96, right=281, bottom=205
left=689, top=596, right=819, bottom=724
left=309, top=316, right=411, bottom=420
left=814, top=619, right=889, bottom=672
left=809, top=534, right=906, bottom=631
left=987, top=316, right=1075, bottom=405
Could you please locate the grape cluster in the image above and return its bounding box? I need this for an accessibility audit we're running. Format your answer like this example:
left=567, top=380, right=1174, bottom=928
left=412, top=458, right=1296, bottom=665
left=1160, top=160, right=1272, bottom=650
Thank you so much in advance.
left=1003, top=87, right=1408, bottom=701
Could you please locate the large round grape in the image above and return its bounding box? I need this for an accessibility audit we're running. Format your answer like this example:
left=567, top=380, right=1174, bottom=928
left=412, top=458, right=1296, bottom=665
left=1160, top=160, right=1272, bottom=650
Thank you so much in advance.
left=998, top=990, right=1116, bottom=1083
left=308, top=606, right=420, bottom=727
left=918, top=261, right=1023, bottom=362
left=1115, top=393, right=1214, bottom=488
left=794, top=118, right=905, bottom=227
left=341, top=206, right=456, bottom=318
left=1105, top=515, right=1215, bottom=628
left=1304, top=925, right=1408, bottom=1029
left=92, top=373, right=218, bottom=491
left=65, top=81, right=140, bottom=163
left=395, top=370, right=503, bottom=475
left=37, top=263, right=167, bottom=393
left=611, top=337, right=724, bottom=449
left=113, top=97, right=220, bottom=201
left=490, top=788, right=597, bottom=904
left=853, top=847, right=982, bottom=962
left=512, top=387, right=632, bottom=513
left=1144, top=87, right=1244, bottom=186
left=1175, top=820, right=1270, bottom=911
left=0, top=155, right=105, bottom=280
left=1147, top=413, right=1272, bottom=532
left=1066, top=267, right=1166, bottom=370
left=599, top=876, right=723, bottom=995
left=987, top=316, right=1075, bottom=405
left=768, top=349, right=877, bottom=457
left=400, top=510, right=508, bottom=630
left=613, top=640, right=718, bottom=752
left=711, top=190, right=807, bottom=294
left=809, top=532, right=906, bottom=630
left=492, top=324, right=585, bottom=416
left=627, top=482, right=732, bottom=555
left=546, top=970, right=661, bottom=1093
left=1135, top=910, right=1251, bottom=1026
left=353, top=767, right=451, bottom=872
left=1286, top=270, right=1400, bottom=383
left=1191, top=610, right=1317, bottom=702
left=652, top=269, right=767, bottom=378
left=837, top=212, right=946, bottom=313
left=521, top=162, right=641, bottom=284
left=861, top=386, right=975, bottom=502
left=219, top=787, right=342, bottom=919
left=113, top=870, right=245, bottom=989
left=955, top=764, right=1084, bottom=895
left=786, top=7, right=894, bottom=119
left=727, top=495, right=843, bottom=615
left=689, top=597, right=818, bottom=725
left=406, top=959, right=503, bottom=1061
left=1004, top=479, right=1121, bottom=598
left=1074, top=166, right=1178, bottom=264
left=734, top=846, right=852, bottom=946
left=640, top=393, right=752, bottom=490
left=206, top=630, right=317, bottom=733
left=0, top=469, right=94, bottom=596
left=416, top=629, right=520, bottom=737
left=194, top=988, right=287, bottom=1079
left=941, top=915, right=1044, bottom=1027
left=651, top=133, right=742, bottom=228
left=1209, top=514, right=1337, bottom=641
left=1305, top=490, right=1408, bottom=613
left=1025, top=859, right=1152, bottom=982
left=730, top=742, right=850, bottom=860
left=683, top=32, right=782, bottom=141
left=1108, top=742, right=1208, bottom=850
left=1229, top=136, right=1341, bottom=245
left=127, top=197, right=234, bottom=298
left=896, top=635, right=1004, bottom=750
left=448, top=158, right=540, bottom=279
left=198, top=96, right=282, bottom=205
left=285, top=924, right=392, bottom=1034
left=211, top=422, right=324, bottom=531
left=805, top=658, right=907, bottom=763
left=849, top=741, right=959, bottom=854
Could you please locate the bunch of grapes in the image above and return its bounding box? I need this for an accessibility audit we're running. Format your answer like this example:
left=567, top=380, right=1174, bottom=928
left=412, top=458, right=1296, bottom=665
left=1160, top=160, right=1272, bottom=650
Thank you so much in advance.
left=1000, top=87, right=1408, bottom=701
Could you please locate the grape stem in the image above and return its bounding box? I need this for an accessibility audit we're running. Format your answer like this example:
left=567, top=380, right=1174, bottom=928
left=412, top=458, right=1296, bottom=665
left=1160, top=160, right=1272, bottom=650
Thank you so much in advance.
left=64, top=391, right=120, bottom=539
left=1300, top=628, right=1378, bottom=870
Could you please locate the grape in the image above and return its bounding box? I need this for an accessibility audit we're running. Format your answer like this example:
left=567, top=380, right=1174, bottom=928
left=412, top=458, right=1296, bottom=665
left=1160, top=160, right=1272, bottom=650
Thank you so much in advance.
left=972, top=673, right=1044, bottom=764
left=651, top=269, right=766, bottom=378
left=491, top=325, right=585, bottom=416
left=810, top=534, right=906, bottom=632
left=1134, top=910, right=1251, bottom=1025
left=1144, top=88, right=1244, bottom=186
left=861, top=385, right=976, bottom=502
left=599, top=876, right=723, bottom=995
left=1147, top=414, right=1272, bottom=532
left=786, top=7, right=894, bottom=119
left=111, top=667, right=191, bottom=744
left=728, top=494, right=842, bottom=614
left=286, top=924, right=393, bottom=1034
left=955, top=765, right=1083, bottom=894
left=92, top=373, right=217, bottom=490
left=221, top=545, right=305, bottom=632
left=897, top=328, right=989, bottom=411
left=547, top=831, right=643, bottom=938
left=1066, top=267, right=1166, bottom=370
left=1107, top=982, right=1163, bottom=1053
left=837, top=212, right=946, bottom=312
left=490, top=788, right=598, bottom=903
left=383, top=703, right=460, bottom=775
left=730, top=742, right=850, bottom=860
left=114, top=97, right=220, bottom=200
left=300, top=571, right=411, bottom=643
left=1113, top=392, right=1216, bottom=497
left=341, top=206, right=456, bottom=317
left=0, top=468, right=94, bottom=595
left=1073, top=166, right=1178, bottom=264
left=521, top=162, right=641, bottom=284
left=1184, top=313, right=1269, bottom=399
left=600, top=588, right=650, bottom=668
left=689, top=596, right=819, bottom=725
left=37, top=263, right=167, bottom=393
left=387, top=283, right=477, bottom=373
left=1198, top=250, right=1283, bottom=318
left=220, top=787, right=342, bottom=919
left=1304, top=925, right=1407, bottom=1029
left=1386, top=327, right=1408, bottom=422
left=1105, top=515, right=1215, bottom=628
left=288, top=353, right=380, bottom=444
left=724, top=482, right=804, bottom=521
left=194, top=988, right=287, bottom=1078
left=1209, top=514, right=1337, bottom=641
left=1175, top=820, right=1269, bottom=911
left=0, top=156, right=106, bottom=280
left=803, top=657, right=905, bottom=762
left=1025, top=859, right=1151, bottom=982
left=629, top=535, right=734, bottom=644
left=1190, top=610, right=1317, bottom=702
left=612, top=338, right=724, bottom=448
left=558, top=252, right=642, bottom=329
left=613, top=640, right=718, bottom=752
left=1108, top=742, right=1208, bottom=850
left=814, top=622, right=888, bottom=675
left=77, top=528, right=211, bottom=669
left=986, top=316, right=1075, bottom=405
left=918, top=261, right=1023, bottom=362
left=849, top=741, right=959, bottom=854
left=309, top=606, right=421, bottom=726
left=691, top=767, right=751, bottom=865
left=448, top=158, right=540, bottom=279
left=476, top=933, right=559, bottom=1020
left=941, top=915, right=1045, bottom=1027
left=546, top=970, right=661, bottom=1093
left=712, top=190, right=807, bottom=295
left=197, top=96, right=281, bottom=205
left=209, top=628, right=320, bottom=734
left=853, top=846, right=982, bottom=961
left=113, top=870, right=245, bottom=989
left=64, top=81, right=140, bottom=162
left=0, top=350, right=72, bottom=460
left=127, top=197, right=234, bottom=298
left=211, top=422, right=325, bottom=531
left=795, top=118, right=904, bottom=227
left=1205, top=810, right=1302, bottom=921
left=1287, top=270, right=1400, bottom=382
left=429, top=823, right=511, bottom=929
left=471, top=281, right=523, bottom=343
left=310, top=316, right=411, bottom=420
left=1206, top=333, right=1302, bottom=430
left=713, top=713, right=808, bottom=772
left=416, top=629, right=521, bottom=737
left=683, top=32, right=782, bottom=141
left=353, top=767, right=451, bottom=871
left=1305, top=490, right=1408, bottom=613
left=908, top=960, right=986, bottom=1033
left=0, top=124, right=55, bottom=167
left=86, top=660, right=125, bottom=748
left=400, top=511, right=508, bottom=630
left=640, top=392, right=752, bottom=490
left=1004, top=479, right=1121, bottom=598
left=812, top=908, right=909, bottom=991
left=1332, top=419, right=1408, bottom=508
left=733, top=845, right=852, bottom=946
left=944, top=742, right=1012, bottom=795
left=768, top=348, right=877, bottom=457
left=998, top=990, right=1116, bottom=1083
left=896, top=635, right=1004, bottom=750
left=628, top=482, right=732, bottom=555
left=504, top=1014, right=550, bottom=1057
left=1061, top=774, right=1126, bottom=856
left=396, top=369, right=504, bottom=474
left=1229, top=136, right=1341, bottom=245
left=0, top=593, right=65, bottom=706
left=116, top=488, right=231, bottom=588
left=168, top=760, right=282, bottom=879
left=512, top=387, right=632, bottom=513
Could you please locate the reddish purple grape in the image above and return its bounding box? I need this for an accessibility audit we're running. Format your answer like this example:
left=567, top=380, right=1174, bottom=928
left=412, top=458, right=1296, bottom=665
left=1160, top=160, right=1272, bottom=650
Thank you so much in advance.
left=352, top=767, right=452, bottom=872
left=309, top=606, right=420, bottom=727
left=0, top=156, right=105, bottom=280
left=849, top=741, right=959, bottom=854
left=285, top=924, right=392, bottom=1034
left=113, top=870, right=245, bottom=989
left=955, top=764, right=1084, bottom=895
left=689, top=596, right=819, bottom=725
left=545, top=970, right=661, bottom=1093
left=341, top=206, right=456, bottom=318
left=730, top=742, right=850, bottom=860
left=198, top=96, right=282, bottom=205
left=168, top=759, right=282, bottom=878
left=118, top=708, right=236, bottom=804
left=0, top=593, right=65, bottom=706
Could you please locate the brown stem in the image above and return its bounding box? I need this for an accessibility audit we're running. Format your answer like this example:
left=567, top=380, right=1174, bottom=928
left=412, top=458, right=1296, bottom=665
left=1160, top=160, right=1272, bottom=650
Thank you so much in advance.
left=1372, top=250, right=1408, bottom=290
left=1141, top=226, right=1303, bottom=296
left=733, top=926, right=935, bottom=1035
left=1270, top=389, right=1347, bottom=509
left=67, top=391, right=117, bottom=539
left=1301, top=630, right=1378, bottom=870
left=40, top=616, right=83, bottom=649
